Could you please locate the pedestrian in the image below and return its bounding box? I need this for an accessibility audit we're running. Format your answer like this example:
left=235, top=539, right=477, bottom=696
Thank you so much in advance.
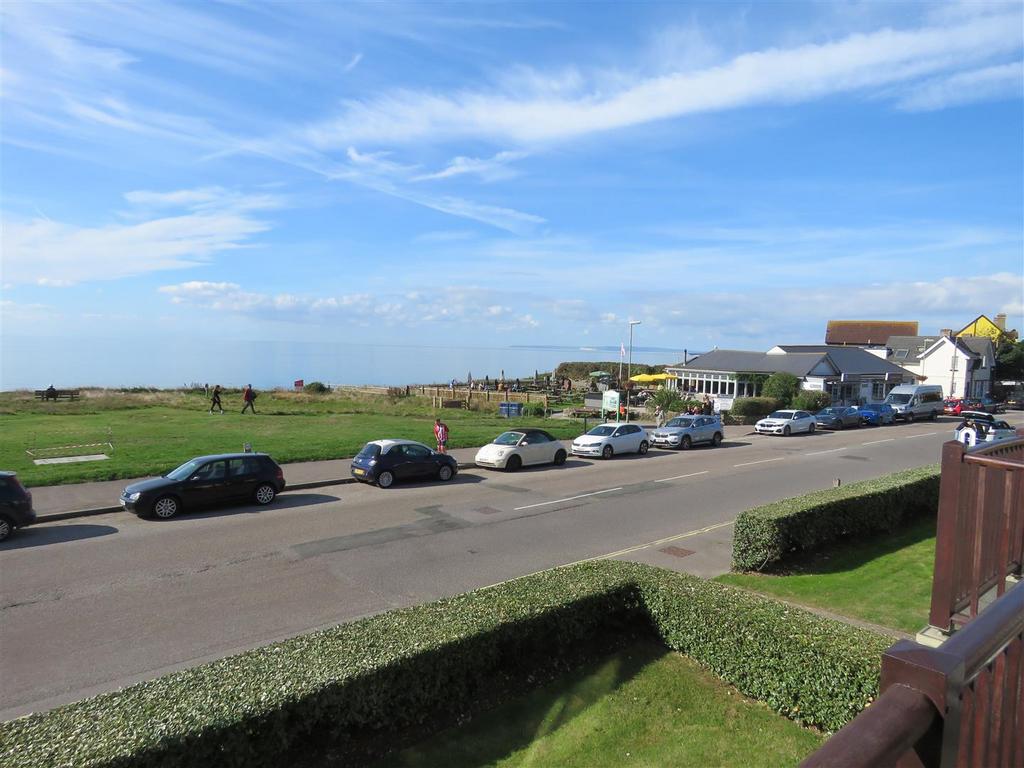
left=654, top=405, right=665, bottom=428
left=241, top=384, right=257, bottom=414
left=434, top=418, right=449, bottom=453
left=209, top=384, right=224, bottom=414
left=450, top=378, right=456, bottom=392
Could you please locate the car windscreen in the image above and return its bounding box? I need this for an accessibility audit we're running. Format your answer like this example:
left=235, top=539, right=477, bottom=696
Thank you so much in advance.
left=665, top=418, right=694, bottom=428
left=494, top=432, right=524, bottom=446
left=886, top=394, right=912, bottom=404
left=356, top=444, right=381, bottom=459
left=166, top=458, right=205, bottom=480
left=587, top=426, right=616, bottom=436
left=817, top=408, right=840, bottom=415
left=768, top=411, right=795, bottom=419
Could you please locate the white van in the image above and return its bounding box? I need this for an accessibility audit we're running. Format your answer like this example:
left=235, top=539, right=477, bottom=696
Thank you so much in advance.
left=883, top=384, right=944, bottom=422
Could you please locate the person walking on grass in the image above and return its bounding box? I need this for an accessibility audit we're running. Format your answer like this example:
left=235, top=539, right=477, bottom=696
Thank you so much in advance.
left=241, top=384, right=257, bottom=414
left=434, top=418, right=449, bottom=454
left=209, top=384, right=224, bottom=414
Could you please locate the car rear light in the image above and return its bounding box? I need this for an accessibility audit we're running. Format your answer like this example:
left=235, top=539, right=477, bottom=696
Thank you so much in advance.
left=276, top=468, right=284, bottom=481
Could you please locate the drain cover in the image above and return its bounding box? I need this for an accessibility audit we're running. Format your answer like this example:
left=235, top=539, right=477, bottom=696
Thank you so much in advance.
left=660, top=546, right=695, bottom=558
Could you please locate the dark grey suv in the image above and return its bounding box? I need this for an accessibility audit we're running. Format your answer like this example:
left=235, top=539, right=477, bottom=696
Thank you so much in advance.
left=120, top=453, right=286, bottom=519
left=0, top=471, right=37, bottom=542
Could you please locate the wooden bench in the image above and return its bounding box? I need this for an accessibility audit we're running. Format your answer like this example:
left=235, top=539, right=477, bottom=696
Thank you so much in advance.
left=34, top=389, right=81, bottom=401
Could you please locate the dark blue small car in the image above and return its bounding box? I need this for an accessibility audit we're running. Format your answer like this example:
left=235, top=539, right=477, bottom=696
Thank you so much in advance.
left=351, top=440, right=458, bottom=488
left=857, top=403, right=896, bottom=425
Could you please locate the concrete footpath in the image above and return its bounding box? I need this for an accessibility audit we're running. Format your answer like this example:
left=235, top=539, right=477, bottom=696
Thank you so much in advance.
left=28, top=444, right=526, bottom=523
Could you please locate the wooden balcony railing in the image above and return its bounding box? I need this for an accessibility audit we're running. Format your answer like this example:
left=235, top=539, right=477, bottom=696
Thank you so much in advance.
left=801, top=580, right=1024, bottom=768
left=928, top=430, right=1024, bottom=632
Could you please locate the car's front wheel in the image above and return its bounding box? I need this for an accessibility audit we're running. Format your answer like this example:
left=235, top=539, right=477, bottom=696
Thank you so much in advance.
left=906, top=412, right=915, bottom=423
left=638, top=440, right=649, bottom=455
left=783, top=425, right=791, bottom=436
left=377, top=471, right=395, bottom=489
left=0, top=515, right=13, bottom=542
left=254, top=483, right=276, bottom=505
left=152, top=496, right=179, bottom=519
left=680, top=435, right=692, bottom=450
left=602, top=445, right=614, bottom=460
left=438, top=465, right=454, bottom=481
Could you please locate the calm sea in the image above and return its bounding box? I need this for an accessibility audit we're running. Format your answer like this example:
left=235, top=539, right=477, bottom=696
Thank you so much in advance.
left=1, top=336, right=687, bottom=390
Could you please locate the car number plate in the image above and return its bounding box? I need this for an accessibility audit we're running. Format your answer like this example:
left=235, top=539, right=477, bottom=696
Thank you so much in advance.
left=353, top=468, right=365, bottom=476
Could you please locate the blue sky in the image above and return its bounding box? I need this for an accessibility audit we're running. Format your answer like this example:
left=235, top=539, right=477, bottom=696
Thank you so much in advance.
left=1, top=1, right=1023, bottom=386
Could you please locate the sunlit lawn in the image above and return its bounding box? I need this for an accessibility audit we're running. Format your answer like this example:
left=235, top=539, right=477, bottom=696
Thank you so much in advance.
left=717, top=517, right=936, bottom=634
left=378, top=642, right=824, bottom=768
left=0, top=389, right=584, bottom=485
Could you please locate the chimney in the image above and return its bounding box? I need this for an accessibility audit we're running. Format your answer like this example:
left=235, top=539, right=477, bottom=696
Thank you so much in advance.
left=994, top=313, right=1007, bottom=331
left=941, top=328, right=953, bottom=338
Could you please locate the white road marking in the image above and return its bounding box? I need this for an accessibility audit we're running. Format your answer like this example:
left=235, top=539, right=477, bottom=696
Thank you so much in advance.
left=578, top=520, right=737, bottom=562
left=862, top=438, right=895, bottom=446
left=654, top=470, right=710, bottom=483
left=903, top=432, right=939, bottom=439
left=804, top=447, right=846, bottom=456
left=513, top=487, right=622, bottom=511
left=733, top=457, right=785, bottom=467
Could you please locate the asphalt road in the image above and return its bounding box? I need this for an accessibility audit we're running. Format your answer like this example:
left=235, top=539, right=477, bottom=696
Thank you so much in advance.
left=3, top=415, right=1019, bottom=721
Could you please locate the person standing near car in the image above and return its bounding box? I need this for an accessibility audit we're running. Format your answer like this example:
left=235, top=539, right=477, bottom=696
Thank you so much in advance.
left=241, top=384, right=257, bottom=414
left=209, top=384, right=224, bottom=414
left=434, top=418, right=449, bottom=453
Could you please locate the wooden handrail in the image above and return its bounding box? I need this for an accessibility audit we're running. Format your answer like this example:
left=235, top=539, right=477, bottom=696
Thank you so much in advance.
left=941, top=580, right=1024, bottom=676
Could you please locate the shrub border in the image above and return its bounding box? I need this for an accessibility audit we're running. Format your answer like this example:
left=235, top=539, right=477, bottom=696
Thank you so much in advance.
left=731, top=464, right=941, bottom=572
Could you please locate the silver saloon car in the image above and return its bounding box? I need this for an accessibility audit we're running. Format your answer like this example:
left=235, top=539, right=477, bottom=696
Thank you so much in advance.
left=651, top=415, right=723, bottom=450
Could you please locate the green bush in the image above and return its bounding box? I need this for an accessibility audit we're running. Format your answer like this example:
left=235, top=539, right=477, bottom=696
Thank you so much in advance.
left=762, top=373, right=801, bottom=404
left=303, top=381, right=330, bottom=394
left=523, top=402, right=546, bottom=417
left=2, top=562, right=890, bottom=767
left=732, top=465, right=941, bottom=572
left=792, top=391, right=832, bottom=412
left=730, top=397, right=783, bottom=421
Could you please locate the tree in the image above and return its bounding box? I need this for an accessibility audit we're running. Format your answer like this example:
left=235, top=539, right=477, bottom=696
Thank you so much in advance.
left=994, top=339, right=1024, bottom=381
left=762, top=372, right=801, bottom=405
left=650, top=388, right=684, bottom=413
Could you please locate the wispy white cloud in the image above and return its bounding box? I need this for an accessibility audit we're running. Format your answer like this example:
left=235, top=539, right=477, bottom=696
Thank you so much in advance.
left=896, top=61, right=1023, bottom=111
left=2, top=188, right=279, bottom=285
left=412, top=151, right=528, bottom=182
left=343, top=52, right=363, bottom=73
left=300, top=12, right=1022, bottom=147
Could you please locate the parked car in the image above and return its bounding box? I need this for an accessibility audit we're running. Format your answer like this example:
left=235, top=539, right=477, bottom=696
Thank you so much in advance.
left=651, top=415, right=723, bottom=450
left=814, top=406, right=862, bottom=430
left=351, top=440, right=458, bottom=487
left=754, top=410, right=816, bottom=436
left=953, top=412, right=1019, bottom=446
left=943, top=398, right=963, bottom=415
left=0, top=471, right=36, bottom=542
left=571, top=423, right=649, bottom=459
left=883, top=384, right=944, bottom=422
left=856, top=403, right=896, bottom=425
left=474, top=429, right=567, bottom=471
left=120, top=453, right=286, bottom=519
left=976, top=395, right=1006, bottom=414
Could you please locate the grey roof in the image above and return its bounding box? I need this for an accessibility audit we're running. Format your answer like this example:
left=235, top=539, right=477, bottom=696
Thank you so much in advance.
left=959, top=336, right=994, bottom=357
left=886, top=335, right=942, bottom=364
left=674, top=346, right=914, bottom=378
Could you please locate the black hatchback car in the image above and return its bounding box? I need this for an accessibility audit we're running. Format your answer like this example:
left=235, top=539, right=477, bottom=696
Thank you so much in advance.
left=120, top=453, right=286, bottom=519
left=0, top=471, right=36, bottom=542
left=350, top=440, right=458, bottom=488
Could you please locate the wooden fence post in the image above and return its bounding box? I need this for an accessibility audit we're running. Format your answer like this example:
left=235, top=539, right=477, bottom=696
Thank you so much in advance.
left=929, top=440, right=967, bottom=631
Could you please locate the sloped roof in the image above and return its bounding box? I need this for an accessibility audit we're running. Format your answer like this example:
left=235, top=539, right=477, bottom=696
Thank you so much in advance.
left=959, top=335, right=995, bottom=357
left=773, top=345, right=916, bottom=376
left=825, top=320, right=919, bottom=345
left=886, top=335, right=942, bottom=365
left=673, top=349, right=839, bottom=378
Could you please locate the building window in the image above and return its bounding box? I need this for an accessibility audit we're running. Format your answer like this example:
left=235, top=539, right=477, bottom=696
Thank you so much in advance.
left=872, top=380, right=886, bottom=400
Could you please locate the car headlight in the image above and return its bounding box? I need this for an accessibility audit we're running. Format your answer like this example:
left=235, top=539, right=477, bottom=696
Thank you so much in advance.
left=128, top=492, right=141, bottom=502
left=368, top=459, right=377, bottom=466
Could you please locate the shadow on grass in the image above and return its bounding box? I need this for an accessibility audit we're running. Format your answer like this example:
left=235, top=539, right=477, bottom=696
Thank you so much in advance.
left=762, top=516, right=937, bottom=578
left=376, top=641, right=666, bottom=768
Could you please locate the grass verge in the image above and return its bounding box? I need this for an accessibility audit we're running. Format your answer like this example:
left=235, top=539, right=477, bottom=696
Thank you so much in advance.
left=378, top=640, right=824, bottom=768
left=0, top=389, right=585, bottom=485
left=717, top=517, right=936, bottom=634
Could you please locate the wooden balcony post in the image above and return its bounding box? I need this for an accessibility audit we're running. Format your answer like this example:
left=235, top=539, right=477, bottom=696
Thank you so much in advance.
left=929, top=440, right=967, bottom=631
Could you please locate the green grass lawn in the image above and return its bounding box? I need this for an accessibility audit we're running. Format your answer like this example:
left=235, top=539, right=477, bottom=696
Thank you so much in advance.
left=0, top=389, right=586, bottom=486
left=716, top=517, right=937, bottom=634
left=378, top=641, right=823, bottom=768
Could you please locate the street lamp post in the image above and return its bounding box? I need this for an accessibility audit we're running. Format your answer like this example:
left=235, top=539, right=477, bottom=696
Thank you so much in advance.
left=626, top=320, right=641, bottom=423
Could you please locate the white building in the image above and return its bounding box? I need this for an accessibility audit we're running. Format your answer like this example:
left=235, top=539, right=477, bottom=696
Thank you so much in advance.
left=886, top=334, right=994, bottom=399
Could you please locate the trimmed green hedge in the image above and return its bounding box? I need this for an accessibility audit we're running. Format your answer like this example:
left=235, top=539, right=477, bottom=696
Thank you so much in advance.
left=1, top=562, right=891, bottom=767
left=730, top=397, right=784, bottom=420
left=732, top=465, right=941, bottom=572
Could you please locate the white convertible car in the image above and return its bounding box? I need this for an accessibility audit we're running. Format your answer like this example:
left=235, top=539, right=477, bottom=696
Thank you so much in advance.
left=953, top=412, right=1018, bottom=447
left=474, top=429, right=568, bottom=471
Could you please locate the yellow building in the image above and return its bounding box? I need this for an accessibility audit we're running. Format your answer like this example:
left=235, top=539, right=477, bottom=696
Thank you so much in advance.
left=956, top=313, right=1018, bottom=343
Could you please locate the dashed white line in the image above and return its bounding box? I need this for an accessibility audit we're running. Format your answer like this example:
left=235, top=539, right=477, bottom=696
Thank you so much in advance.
left=862, top=438, right=896, bottom=446
left=903, top=432, right=939, bottom=439
left=733, top=457, right=785, bottom=468
left=804, top=447, right=847, bottom=456
left=654, top=470, right=710, bottom=483
left=513, top=487, right=622, bottom=511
